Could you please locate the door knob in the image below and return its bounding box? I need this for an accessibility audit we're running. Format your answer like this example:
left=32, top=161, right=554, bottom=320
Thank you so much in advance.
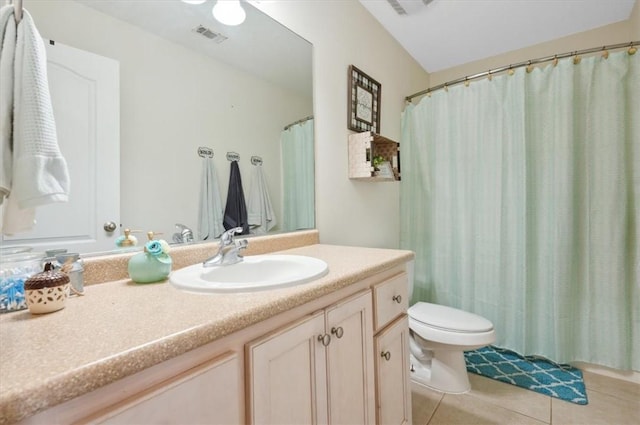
left=103, top=221, right=117, bottom=232
left=381, top=351, right=391, bottom=361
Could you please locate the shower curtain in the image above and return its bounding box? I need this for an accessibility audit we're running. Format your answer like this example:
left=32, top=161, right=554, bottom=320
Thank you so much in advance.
left=281, top=118, right=314, bottom=231
left=401, top=50, right=639, bottom=371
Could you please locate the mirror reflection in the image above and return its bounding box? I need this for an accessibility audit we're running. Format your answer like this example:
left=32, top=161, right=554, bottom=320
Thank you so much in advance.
left=3, top=0, right=314, bottom=255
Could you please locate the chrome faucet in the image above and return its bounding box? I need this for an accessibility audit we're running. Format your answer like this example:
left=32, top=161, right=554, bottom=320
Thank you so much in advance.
left=203, top=227, right=248, bottom=267
left=173, top=223, right=194, bottom=244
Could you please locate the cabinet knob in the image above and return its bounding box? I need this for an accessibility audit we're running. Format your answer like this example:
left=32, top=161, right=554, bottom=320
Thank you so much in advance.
left=318, top=333, right=331, bottom=347
left=331, top=326, right=344, bottom=339
left=392, top=294, right=402, bottom=304
left=381, top=351, right=391, bottom=361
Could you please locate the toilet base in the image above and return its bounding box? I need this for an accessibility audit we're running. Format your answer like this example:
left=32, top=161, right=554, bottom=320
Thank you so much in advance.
left=410, top=350, right=471, bottom=394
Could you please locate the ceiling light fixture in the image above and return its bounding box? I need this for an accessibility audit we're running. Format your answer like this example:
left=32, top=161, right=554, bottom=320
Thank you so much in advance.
left=181, top=0, right=246, bottom=26
left=212, top=0, right=246, bottom=26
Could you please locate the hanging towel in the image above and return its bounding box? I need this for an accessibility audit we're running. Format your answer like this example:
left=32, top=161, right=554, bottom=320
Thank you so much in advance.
left=223, top=161, right=249, bottom=235
left=197, top=157, right=225, bottom=240
left=0, top=5, right=70, bottom=235
left=247, top=164, right=276, bottom=235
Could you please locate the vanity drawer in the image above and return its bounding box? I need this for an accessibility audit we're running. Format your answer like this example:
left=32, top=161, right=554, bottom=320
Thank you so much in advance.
left=373, top=272, right=408, bottom=332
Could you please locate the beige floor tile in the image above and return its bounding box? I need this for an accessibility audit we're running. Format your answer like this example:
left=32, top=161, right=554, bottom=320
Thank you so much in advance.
left=552, top=387, right=640, bottom=425
left=412, top=383, right=444, bottom=425
left=466, top=374, right=551, bottom=423
left=428, top=393, right=547, bottom=425
left=582, top=371, right=640, bottom=403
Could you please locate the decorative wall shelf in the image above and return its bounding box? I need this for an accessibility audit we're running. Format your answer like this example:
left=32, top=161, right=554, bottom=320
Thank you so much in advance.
left=348, top=131, right=400, bottom=181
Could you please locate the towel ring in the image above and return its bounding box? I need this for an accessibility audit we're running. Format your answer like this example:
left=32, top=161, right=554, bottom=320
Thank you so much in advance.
left=226, top=151, right=240, bottom=162
left=251, top=156, right=263, bottom=166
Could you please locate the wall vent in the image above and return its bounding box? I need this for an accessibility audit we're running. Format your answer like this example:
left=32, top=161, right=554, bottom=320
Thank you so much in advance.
left=192, top=25, right=228, bottom=43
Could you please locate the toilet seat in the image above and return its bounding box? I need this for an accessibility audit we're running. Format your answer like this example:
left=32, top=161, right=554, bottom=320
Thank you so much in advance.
left=408, top=302, right=495, bottom=347
left=409, top=302, right=493, bottom=333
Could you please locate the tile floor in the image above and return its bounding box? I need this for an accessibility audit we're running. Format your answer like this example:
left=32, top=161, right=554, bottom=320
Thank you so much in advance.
left=411, top=371, right=640, bottom=424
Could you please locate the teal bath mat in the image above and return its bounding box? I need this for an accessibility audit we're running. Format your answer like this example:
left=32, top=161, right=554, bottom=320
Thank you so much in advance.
left=464, top=346, right=588, bottom=405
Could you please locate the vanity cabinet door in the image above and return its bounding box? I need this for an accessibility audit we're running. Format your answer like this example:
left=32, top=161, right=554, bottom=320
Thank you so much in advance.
left=325, top=291, right=375, bottom=425
left=247, top=311, right=328, bottom=424
left=246, top=291, right=375, bottom=425
left=95, top=352, right=242, bottom=424
left=375, top=315, right=412, bottom=425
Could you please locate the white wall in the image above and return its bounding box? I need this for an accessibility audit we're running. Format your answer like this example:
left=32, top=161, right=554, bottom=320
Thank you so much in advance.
left=429, top=5, right=637, bottom=87
left=252, top=1, right=429, bottom=249
left=29, top=0, right=312, bottom=241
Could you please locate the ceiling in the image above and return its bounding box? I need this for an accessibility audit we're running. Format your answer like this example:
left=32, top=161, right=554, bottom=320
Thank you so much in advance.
left=359, top=0, right=637, bottom=73
left=74, top=0, right=312, bottom=98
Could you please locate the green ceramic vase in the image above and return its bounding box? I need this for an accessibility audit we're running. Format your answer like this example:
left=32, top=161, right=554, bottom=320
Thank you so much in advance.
left=128, top=252, right=172, bottom=283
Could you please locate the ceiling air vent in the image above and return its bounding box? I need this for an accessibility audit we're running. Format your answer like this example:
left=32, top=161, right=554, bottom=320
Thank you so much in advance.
left=385, top=0, right=434, bottom=15
left=192, top=25, right=228, bottom=43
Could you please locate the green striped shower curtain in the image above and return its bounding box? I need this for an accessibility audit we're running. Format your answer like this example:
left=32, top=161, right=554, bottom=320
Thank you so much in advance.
left=401, top=50, right=639, bottom=371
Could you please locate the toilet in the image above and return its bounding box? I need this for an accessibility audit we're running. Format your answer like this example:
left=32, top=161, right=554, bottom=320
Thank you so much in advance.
left=406, top=262, right=496, bottom=393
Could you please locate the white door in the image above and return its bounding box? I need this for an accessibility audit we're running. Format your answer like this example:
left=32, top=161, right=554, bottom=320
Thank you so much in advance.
left=2, top=40, right=120, bottom=254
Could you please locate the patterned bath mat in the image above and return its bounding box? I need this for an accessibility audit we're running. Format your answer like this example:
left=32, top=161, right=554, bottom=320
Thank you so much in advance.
left=464, top=346, right=588, bottom=405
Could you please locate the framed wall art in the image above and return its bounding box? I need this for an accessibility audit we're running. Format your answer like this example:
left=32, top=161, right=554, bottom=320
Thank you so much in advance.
left=348, top=65, right=381, bottom=133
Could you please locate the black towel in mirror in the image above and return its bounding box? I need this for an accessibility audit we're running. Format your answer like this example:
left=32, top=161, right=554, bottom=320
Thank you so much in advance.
left=223, top=161, right=249, bottom=235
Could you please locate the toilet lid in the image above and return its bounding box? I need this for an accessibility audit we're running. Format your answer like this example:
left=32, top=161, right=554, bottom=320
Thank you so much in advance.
left=409, top=302, right=494, bottom=333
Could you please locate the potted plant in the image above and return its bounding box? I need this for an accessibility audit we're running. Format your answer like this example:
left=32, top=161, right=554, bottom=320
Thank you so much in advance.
left=372, top=155, right=385, bottom=171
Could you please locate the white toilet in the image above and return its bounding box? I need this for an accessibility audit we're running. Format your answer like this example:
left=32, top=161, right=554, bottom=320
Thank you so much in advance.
left=406, top=262, right=496, bottom=393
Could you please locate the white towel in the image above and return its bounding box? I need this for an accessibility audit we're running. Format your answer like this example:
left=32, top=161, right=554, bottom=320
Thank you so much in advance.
left=247, top=165, right=276, bottom=235
left=0, top=5, right=70, bottom=235
left=197, top=157, right=225, bottom=240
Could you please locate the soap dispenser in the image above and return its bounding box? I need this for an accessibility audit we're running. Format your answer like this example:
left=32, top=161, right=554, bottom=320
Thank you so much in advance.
left=116, top=228, right=140, bottom=248
left=127, top=232, right=172, bottom=283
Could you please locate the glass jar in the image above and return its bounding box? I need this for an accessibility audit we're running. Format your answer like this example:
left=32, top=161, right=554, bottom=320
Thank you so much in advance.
left=0, top=252, right=45, bottom=313
left=53, top=253, right=84, bottom=295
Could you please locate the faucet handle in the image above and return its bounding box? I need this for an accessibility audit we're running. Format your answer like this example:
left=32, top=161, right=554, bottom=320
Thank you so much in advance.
left=221, top=227, right=243, bottom=244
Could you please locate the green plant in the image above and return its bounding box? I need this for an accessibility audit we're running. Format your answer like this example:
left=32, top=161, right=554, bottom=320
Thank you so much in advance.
left=372, top=155, right=385, bottom=168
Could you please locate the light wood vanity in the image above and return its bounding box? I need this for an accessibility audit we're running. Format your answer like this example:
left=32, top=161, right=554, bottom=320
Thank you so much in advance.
left=0, top=235, right=413, bottom=425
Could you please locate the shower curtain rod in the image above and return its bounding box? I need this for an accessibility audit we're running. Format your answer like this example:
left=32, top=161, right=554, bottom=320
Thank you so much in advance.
left=283, top=115, right=313, bottom=131
left=406, top=41, right=639, bottom=102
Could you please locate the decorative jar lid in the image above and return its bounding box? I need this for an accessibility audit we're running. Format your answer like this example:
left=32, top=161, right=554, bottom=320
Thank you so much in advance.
left=24, top=263, right=70, bottom=290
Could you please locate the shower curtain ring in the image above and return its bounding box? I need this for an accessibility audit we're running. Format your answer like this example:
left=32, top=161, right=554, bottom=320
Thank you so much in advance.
left=526, top=61, right=534, bottom=73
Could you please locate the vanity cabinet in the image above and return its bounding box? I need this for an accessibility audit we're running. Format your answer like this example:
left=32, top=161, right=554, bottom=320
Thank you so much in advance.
left=372, top=273, right=412, bottom=425
left=17, top=263, right=412, bottom=425
left=94, top=352, right=241, bottom=424
left=246, top=290, right=375, bottom=424
left=375, top=316, right=411, bottom=425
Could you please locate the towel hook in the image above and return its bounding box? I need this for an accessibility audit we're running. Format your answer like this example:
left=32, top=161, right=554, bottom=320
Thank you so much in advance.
left=198, top=146, right=214, bottom=158
left=226, top=151, right=240, bottom=162
left=251, top=156, right=263, bottom=166
left=10, top=0, right=23, bottom=23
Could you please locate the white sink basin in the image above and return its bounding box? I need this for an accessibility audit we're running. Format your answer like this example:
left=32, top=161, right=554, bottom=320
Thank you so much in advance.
left=169, top=254, right=329, bottom=293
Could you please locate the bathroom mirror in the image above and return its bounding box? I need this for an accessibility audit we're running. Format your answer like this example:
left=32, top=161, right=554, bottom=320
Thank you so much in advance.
left=10, top=0, right=314, bottom=255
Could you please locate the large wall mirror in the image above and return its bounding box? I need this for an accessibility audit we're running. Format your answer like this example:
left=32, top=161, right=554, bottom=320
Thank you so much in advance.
left=8, top=0, right=314, bottom=255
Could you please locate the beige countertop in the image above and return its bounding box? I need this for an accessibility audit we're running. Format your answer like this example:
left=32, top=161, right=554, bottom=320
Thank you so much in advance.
left=0, top=243, right=413, bottom=424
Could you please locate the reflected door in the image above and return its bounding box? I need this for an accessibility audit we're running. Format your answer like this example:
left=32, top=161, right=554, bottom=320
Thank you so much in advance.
left=2, top=41, right=120, bottom=253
